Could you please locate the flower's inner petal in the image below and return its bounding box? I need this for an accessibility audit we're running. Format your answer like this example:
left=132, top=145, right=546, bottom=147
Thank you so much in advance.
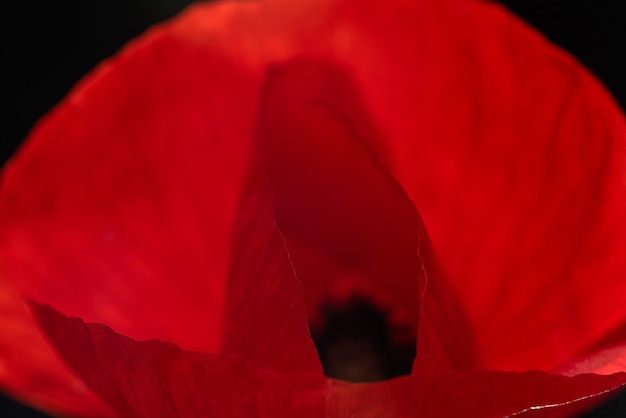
left=223, top=167, right=322, bottom=373
left=0, top=23, right=318, bottom=375
left=30, top=303, right=327, bottom=417
left=323, top=0, right=626, bottom=371
left=259, top=58, right=425, bottom=333
left=258, top=58, right=477, bottom=375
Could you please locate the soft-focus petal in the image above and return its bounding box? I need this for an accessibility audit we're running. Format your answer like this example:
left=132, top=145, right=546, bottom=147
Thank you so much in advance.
left=557, top=344, right=626, bottom=377
left=320, top=0, right=626, bottom=370
left=0, top=5, right=320, bottom=409
left=1, top=22, right=250, bottom=353
left=0, top=285, right=112, bottom=417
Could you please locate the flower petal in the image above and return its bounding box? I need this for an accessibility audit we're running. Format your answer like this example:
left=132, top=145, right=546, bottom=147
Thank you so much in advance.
left=557, top=343, right=626, bottom=377
left=327, top=370, right=626, bottom=417
left=32, top=303, right=326, bottom=417
left=259, top=58, right=477, bottom=372
left=0, top=6, right=319, bottom=410
left=259, top=57, right=425, bottom=329
left=33, top=303, right=626, bottom=417
left=264, top=0, right=626, bottom=371
left=5, top=2, right=625, bottom=412
left=0, top=287, right=112, bottom=417
left=381, top=0, right=626, bottom=372
left=161, top=0, right=626, bottom=371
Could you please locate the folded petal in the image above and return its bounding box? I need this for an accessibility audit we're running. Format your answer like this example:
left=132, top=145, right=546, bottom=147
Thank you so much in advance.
left=32, top=303, right=327, bottom=417
left=34, top=303, right=626, bottom=417
left=0, top=286, right=112, bottom=417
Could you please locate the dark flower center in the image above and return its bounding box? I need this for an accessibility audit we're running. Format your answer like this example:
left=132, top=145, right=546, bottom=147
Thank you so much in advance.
left=310, top=296, right=416, bottom=383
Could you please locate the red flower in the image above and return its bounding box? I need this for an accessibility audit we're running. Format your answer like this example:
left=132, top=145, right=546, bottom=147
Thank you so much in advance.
left=2, top=0, right=626, bottom=416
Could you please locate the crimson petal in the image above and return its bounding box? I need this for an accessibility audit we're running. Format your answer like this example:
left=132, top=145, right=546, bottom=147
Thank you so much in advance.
left=31, top=303, right=326, bottom=417
left=557, top=343, right=626, bottom=377
left=0, top=11, right=319, bottom=412
left=4, top=0, right=626, bottom=411
left=0, top=288, right=112, bottom=417
left=33, top=303, right=626, bottom=417
left=259, top=58, right=477, bottom=372
left=260, top=57, right=425, bottom=329
left=327, top=370, right=626, bottom=417
left=164, top=0, right=626, bottom=371
left=336, top=0, right=626, bottom=371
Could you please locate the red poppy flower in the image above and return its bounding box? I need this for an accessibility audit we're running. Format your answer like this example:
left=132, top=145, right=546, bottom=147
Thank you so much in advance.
left=2, top=0, right=626, bottom=416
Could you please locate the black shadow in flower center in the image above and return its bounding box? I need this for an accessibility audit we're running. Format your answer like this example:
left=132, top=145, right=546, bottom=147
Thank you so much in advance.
left=310, top=296, right=417, bottom=383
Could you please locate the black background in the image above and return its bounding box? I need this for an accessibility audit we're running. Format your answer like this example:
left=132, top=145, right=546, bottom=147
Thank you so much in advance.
left=1, top=0, right=625, bottom=416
